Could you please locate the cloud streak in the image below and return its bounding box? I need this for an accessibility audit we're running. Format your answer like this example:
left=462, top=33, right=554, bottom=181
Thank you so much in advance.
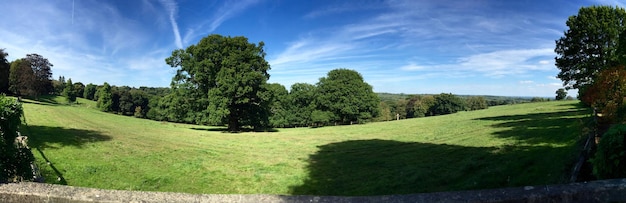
left=159, top=0, right=183, bottom=49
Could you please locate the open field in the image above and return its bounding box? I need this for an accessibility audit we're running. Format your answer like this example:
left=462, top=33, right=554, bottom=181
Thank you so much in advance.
left=21, top=96, right=590, bottom=195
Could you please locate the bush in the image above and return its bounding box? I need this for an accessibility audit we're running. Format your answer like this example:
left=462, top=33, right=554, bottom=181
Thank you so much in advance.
left=592, top=124, right=626, bottom=179
left=0, top=94, right=34, bottom=182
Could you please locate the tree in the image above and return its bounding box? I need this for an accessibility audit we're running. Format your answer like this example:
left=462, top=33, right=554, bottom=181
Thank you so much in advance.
left=83, top=83, right=97, bottom=100
left=581, top=65, right=626, bottom=123
left=166, top=34, right=271, bottom=131
left=266, top=83, right=291, bottom=128
left=429, top=93, right=466, bottom=116
left=0, top=49, right=10, bottom=94
left=24, top=54, right=53, bottom=96
left=466, top=96, right=488, bottom=111
left=555, top=88, right=567, bottom=101
left=555, top=6, right=626, bottom=96
left=315, top=69, right=380, bottom=124
left=289, top=83, right=317, bottom=126
left=74, top=82, right=85, bottom=98
left=62, top=78, right=76, bottom=104
left=377, top=102, right=393, bottom=121
left=96, top=82, right=113, bottom=112
left=8, top=59, right=35, bottom=96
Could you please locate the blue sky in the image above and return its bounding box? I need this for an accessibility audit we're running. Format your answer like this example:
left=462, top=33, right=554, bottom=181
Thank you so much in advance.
left=0, top=0, right=623, bottom=97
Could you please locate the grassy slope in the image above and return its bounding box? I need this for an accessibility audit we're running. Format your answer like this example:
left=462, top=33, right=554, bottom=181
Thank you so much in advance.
left=21, top=97, right=590, bottom=195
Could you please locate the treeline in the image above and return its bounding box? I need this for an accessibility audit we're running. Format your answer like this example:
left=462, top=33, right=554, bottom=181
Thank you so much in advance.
left=377, top=93, right=488, bottom=121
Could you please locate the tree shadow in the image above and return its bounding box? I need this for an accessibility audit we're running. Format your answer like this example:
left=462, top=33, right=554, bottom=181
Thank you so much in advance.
left=474, top=103, right=592, bottom=145
left=189, top=127, right=279, bottom=133
left=289, top=139, right=571, bottom=196
left=23, top=125, right=112, bottom=150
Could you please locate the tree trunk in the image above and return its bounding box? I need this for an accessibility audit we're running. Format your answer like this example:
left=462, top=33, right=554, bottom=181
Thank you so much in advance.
left=228, top=114, right=239, bottom=132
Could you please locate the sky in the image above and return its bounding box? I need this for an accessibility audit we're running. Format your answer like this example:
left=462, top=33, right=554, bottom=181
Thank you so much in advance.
left=1, top=0, right=624, bottom=97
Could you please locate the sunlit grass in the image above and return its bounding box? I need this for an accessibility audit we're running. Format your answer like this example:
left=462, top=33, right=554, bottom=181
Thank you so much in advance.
left=21, top=96, right=590, bottom=195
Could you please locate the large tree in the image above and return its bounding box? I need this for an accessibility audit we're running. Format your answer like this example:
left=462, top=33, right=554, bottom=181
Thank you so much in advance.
left=166, top=34, right=271, bottom=131
left=8, top=59, right=35, bottom=96
left=24, top=54, right=53, bottom=96
left=555, top=6, right=626, bottom=94
left=0, top=49, right=9, bottom=94
left=315, top=69, right=380, bottom=124
left=62, top=78, right=76, bottom=104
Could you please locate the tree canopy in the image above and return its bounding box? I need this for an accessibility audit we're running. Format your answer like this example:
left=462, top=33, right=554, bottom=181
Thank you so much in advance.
left=555, top=6, right=626, bottom=94
left=315, top=68, right=380, bottom=124
left=0, top=49, right=9, bottom=94
left=166, top=34, right=271, bottom=131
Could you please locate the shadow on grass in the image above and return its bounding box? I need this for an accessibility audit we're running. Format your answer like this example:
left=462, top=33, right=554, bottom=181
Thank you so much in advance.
left=24, top=125, right=112, bottom=150
left=289, top=139, right=573, bottom=196
left=189, top=127, right=279, bottom=133
left=474, top=102, right=592, bottom=145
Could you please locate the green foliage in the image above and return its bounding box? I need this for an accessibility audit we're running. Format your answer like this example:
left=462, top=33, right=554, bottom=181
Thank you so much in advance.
left=96, top=82, right=113, bottom=112
left=73, top=82, right=85, bottom=98
left=266, top=83, right=291, bottom=128
left=83, top=83, right=97, bottom=100
left=166, top=34, right=271, bottom=131
left=592, top=124, right=626, bottom=179
left=315, top=69, right=380, bottom=124
left=0, top=49, right=9, bottom=94
left=288, top=83, right=317, bottom=126
left=555, top=6, right=626, bottom=93
left=555, top=88, right=567, bottom=101
left=466, top=96, right=488, bottom=111
left=9, top=59, right=34, bottom=96
left=62, top=78, right=76, bottom=104
left=0, top=94, right=33, bottom=183
left=430, top=93, right=466, bottom=116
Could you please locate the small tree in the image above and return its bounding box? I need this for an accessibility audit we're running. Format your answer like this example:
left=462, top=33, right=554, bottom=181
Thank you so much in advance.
left=83, top=83, right=97, bottom=100
left=555, top=88, right=567, bottom=100
left=429, top=93, right=466, bottom=116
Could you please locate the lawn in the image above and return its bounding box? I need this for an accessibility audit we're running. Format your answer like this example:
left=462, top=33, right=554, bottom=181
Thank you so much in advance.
left=20, top=96, right=591, bottom=195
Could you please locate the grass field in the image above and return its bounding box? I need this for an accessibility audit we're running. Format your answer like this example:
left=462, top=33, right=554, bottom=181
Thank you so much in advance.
left=20, top=96, right=591, bottom=195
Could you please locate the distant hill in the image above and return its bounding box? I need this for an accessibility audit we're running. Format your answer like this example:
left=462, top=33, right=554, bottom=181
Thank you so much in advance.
left=377, top=92, right=535, bottom=106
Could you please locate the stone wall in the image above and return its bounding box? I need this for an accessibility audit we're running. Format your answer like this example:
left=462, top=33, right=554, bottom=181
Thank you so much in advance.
left=1, top=179, right=626, bottom=203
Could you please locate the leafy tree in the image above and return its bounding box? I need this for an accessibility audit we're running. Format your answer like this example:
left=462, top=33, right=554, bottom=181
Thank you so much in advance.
left=74, top=82, right=85, bottom=98
left=83, top=83, right=97, bottom=100
left=377, top=102, right=393, bottom=121
left=394, top=98, right=407, bottom=119
left=407, top=95, right=435, bottom=118
left=0, top=49, right=10, bottom=94
left=62, top=78, right=76, bottom=104
left=289, top=83, right=317, bottom=126
left=8, top=59, right=35, bottom=96
left=466, top=96, right=488, bottom=111
left=581, top=65, right=626, bottom=123
left=96, top=82, right=113, bottom=112
left=555, top=88, right=567, bottom=101
left=555, top=6, right=626, bottom=95
left=24, top=54, right=53, bottom=96
left=429, top=93, right=466, bottom=116
left=166, top=34, right=271, bottom=131
left=53, top=76, right=66, bottom=95
left=315, top=69, right=380, bottom=124
left=266, top=83, right=291, bottom=128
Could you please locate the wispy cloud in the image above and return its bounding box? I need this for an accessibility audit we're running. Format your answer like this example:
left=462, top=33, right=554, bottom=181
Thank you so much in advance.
left=182, top=0, right=260, bottom=44
left=159, top=0, right=183, bottom=49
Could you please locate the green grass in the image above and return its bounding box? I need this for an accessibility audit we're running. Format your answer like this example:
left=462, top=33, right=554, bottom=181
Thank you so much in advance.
left=20, top=96, right=591, bottom=195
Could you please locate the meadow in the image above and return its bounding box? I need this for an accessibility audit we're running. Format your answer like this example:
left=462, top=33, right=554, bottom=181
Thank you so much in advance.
left=21, top=96, right=590, bottom=195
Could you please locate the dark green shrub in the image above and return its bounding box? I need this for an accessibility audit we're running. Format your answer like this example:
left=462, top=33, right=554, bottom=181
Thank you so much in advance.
left=0, top=94, right=34, bottom=182
left=592, top=124, right=626, bottom=179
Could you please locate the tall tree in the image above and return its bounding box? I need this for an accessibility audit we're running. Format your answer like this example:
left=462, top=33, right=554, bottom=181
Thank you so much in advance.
left=74, top=82, right=85, bottom=98
left=62, top=78, right=76, bottom=104
left=266, top=83, right=291, bottom=128
left=8, top=59, right=34, bottom=96
left=0, top=49, right=10, bottom=94
left=24, top=54, right=53, bottom=96
left=96, top=82, right=113, bottom=112
left=555, top=6, right=626, bottom=96
left=166, top=34, right=271, bottom=131
left=316, top=69, right=380, bottom=124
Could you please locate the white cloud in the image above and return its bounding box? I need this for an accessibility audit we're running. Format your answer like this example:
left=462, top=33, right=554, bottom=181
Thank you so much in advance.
left=159, top=0, right=183, bottom=49
left=519, top=80, right=534, bottom=84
